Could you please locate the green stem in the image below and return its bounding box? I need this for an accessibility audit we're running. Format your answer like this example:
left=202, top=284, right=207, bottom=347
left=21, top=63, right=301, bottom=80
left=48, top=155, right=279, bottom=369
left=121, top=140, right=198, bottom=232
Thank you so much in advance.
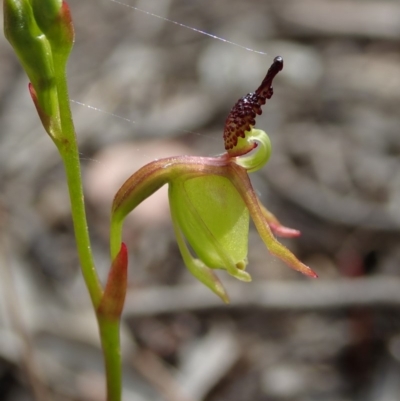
left=53, top=55, right=122, bottom=401
left=110, top=216, right=123, bottom=261
left=61, top=149, right=103, bottom=304
left=98, top=317, right=123, bottom=401
left=54, top=57, right=103, bottom=307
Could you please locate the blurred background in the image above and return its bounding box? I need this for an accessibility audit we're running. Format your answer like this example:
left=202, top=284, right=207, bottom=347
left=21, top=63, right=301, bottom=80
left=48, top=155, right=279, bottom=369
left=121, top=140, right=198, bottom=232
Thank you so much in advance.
left=1, top=0, right=400, bottom=400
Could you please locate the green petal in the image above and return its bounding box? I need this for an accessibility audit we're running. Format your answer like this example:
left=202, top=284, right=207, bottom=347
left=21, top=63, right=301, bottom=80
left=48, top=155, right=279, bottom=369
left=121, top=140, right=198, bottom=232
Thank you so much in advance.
left=171, top=214, right=229, bottom=303
left=228, top=163, right=318, bottom=278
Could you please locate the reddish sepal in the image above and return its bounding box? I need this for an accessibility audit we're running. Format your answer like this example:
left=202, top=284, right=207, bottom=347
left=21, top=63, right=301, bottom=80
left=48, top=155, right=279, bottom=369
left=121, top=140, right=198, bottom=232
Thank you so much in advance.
left=98, top=243, right=128, bottom=319
left=28, top=83, right=52, bottom=136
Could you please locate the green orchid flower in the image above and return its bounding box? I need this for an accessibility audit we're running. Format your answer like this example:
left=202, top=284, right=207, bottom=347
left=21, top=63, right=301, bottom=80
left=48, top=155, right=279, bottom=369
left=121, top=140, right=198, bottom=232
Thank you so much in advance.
left=110, top=57, right=317, bottom=303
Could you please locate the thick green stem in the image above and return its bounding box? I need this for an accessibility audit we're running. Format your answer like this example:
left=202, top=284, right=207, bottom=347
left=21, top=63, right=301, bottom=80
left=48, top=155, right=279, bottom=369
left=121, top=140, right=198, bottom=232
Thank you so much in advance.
left=53, top=55, right=122, bottom=401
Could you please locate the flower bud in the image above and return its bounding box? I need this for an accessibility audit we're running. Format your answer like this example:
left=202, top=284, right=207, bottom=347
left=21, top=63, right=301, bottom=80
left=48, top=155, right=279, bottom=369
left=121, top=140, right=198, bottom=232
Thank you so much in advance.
left=31, top=0, right=74, bottom=61
left=4, top=0, right=75, bottom=138
left=4, top=0, right=58, bottom=119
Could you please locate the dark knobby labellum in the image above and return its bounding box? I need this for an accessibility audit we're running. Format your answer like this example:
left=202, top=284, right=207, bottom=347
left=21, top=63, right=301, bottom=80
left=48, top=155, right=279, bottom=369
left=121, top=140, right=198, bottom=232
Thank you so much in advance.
left=223, top=56, right=284, bottom=152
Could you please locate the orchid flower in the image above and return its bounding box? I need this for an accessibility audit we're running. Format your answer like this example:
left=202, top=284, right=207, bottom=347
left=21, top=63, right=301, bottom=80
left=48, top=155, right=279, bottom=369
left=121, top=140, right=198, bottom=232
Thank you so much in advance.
left=110, top=57, right=317, bottom=303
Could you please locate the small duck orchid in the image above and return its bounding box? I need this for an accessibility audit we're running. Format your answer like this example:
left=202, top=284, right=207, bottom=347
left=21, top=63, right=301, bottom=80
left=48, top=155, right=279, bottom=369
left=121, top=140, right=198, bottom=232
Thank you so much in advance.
left=110, top=56, right=317, bottom=303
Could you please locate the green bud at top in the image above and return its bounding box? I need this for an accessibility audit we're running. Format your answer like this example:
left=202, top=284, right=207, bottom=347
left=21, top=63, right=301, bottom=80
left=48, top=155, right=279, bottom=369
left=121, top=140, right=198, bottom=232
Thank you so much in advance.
left=31, top=0, right=74, bottom=62
left=4, top=0, right=57, bottom=119
left=31, top=0, right=62, bottom=31
left=4, top=0, right=75, bottom=139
